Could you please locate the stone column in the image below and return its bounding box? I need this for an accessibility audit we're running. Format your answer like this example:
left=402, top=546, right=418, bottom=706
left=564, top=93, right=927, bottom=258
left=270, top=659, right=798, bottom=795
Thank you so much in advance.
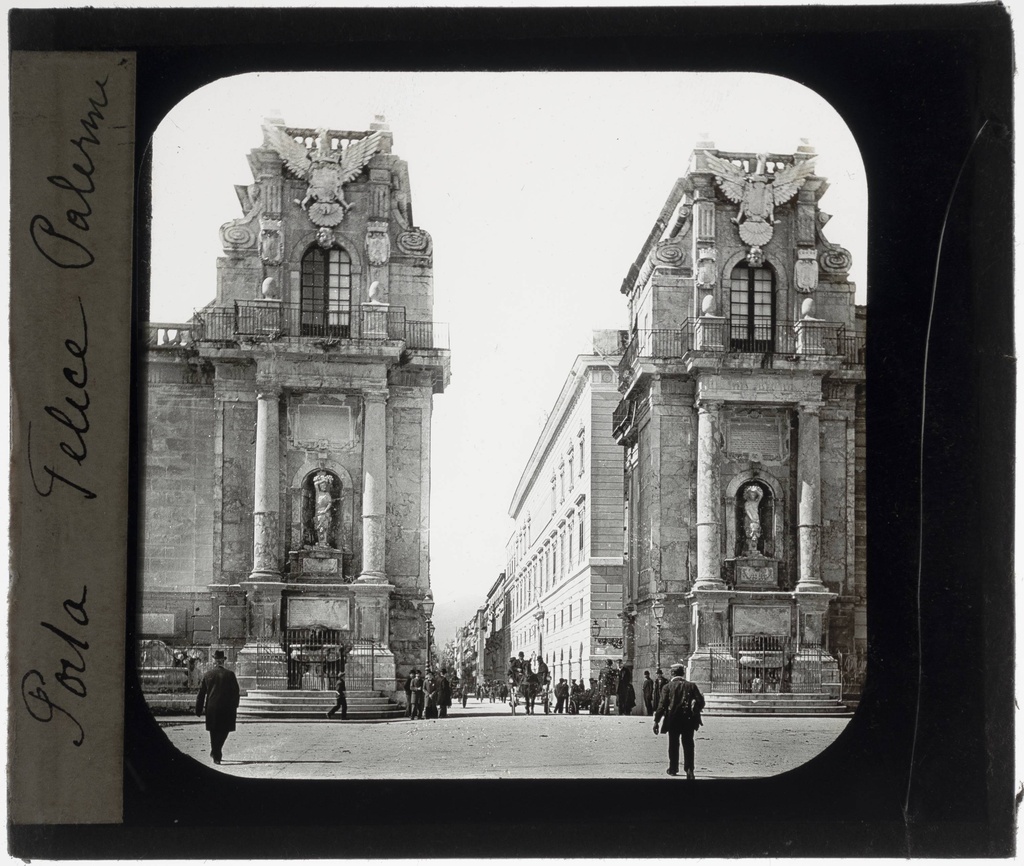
left=694, top=399, right=726, bottom=590
left=796, top=401, right=824, bottom=591
left=250, top=384, right=281, bottom=579
left=357, top=388, right=389, bottom=583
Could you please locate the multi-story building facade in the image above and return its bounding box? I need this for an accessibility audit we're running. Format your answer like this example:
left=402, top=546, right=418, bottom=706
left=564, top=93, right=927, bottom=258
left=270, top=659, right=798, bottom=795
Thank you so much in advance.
left=504, top=336, right=626, bottom=688
left=481, top=572, right=510, bottom=685
left=139, top=117, right=450, bottom=697
left=612, top=141, right=866, bottom=700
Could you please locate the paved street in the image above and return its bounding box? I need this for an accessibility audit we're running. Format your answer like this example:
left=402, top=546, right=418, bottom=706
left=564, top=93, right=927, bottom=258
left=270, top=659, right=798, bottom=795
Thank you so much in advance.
left=159, top=700, right=849, bottom=780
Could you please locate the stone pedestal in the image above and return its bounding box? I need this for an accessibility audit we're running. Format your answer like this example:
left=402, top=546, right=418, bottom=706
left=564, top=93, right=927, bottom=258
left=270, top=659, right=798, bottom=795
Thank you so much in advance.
left=234, top=578, right=285, bottom=691
left=348, top=581, right=397, bottom=693
left=695, top=315, right=727, bottom=352
left=360, top=302, right=391, bottom=340
left=685, top=589, right=732, bottom=690
left=731, top=556, right=779, bottom=590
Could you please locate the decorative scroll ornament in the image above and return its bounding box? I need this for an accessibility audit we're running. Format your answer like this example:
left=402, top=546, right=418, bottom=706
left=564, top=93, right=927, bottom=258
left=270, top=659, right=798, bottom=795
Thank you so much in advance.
left=263, top=123, right=382, bottom=227
left=396, top=228, right=432, bottom=257
left=219, top=184, right=261, bottom=253
left=366, top=225, right=391, bottom=266
left=705, top=152, right=816, bottom=247
left=695, top=246, right=717, bottom=290
left=795, top=247, right=819, bottom=292
left=316, top=227, right=335, bottom=249
left=819, top=245, right=853, bottom=276
left=259, top=217, right=282, bottom=264
left=653, top=239, right=685, bottom=266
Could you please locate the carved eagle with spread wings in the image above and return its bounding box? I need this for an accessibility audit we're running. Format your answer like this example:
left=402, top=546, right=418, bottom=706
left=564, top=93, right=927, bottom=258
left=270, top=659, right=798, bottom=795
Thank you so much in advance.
left=263, top=123, right=383, bottom=227
left=704, top=152, right=816, bottom=247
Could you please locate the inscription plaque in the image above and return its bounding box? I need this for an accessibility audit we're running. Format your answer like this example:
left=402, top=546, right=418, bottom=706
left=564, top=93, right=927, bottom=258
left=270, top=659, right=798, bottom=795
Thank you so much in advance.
left=291, top=404, right=353, bottom=448
left=733, top=605, right=790, bottom=636
left=289, top=597, right=350, bottom=629
left=724, top=410, right=790, bottom=462
left=737, top=564, right=776, bottom=586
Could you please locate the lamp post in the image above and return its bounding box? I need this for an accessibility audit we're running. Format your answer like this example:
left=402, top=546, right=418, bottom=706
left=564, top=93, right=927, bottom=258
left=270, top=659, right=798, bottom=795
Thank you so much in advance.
left=421, top=591, right=435, bottom=671
left=652, top=596, right=665, bottom=670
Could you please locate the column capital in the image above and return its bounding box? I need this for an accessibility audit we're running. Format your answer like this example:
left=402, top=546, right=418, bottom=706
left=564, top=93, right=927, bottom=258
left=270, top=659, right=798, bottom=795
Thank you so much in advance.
left=363, top=388, right=390, bottom=405
left=797, top=400, right=824, bottom=415
left=255, top=382, right=282, bottom=400
left=695, top=398, right=724, bottom=414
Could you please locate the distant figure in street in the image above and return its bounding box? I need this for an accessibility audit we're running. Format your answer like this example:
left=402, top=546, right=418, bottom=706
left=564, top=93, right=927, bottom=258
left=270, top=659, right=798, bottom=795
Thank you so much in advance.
left=438, top=668, right=452, bottom=718
left=653, top=668, right=668, bottom=705
left=616, top=659, right=636, bottom=715
left=600, top=660, right=617, bottom=714
left=410, top=669, right=425, bottom=720
left=653, top=662, right=706, bottom=779
left=554, top=678, right=569, bottom=713
left=499, top=682, right=509, bottom=703
left=195, top=649, right=240, bottom=765
left=642, top=670, right=655, bottom=715
left=588, top=678, right=600, bottom=714
left=405, top=670, right=414, bottom=717
left=461, top=683, right=470, bottom=708
left=326, top=672, right=348, bottom=720
left=424, top=669, right=439, bottom=719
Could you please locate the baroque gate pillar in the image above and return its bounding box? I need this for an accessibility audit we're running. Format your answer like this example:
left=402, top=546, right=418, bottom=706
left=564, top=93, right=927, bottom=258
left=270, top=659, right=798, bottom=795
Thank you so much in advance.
left=251, top=383, right=282, bottom=580
left=357, top=388, right=389, bottom=584
left=796, top=401, right=824, bottom=592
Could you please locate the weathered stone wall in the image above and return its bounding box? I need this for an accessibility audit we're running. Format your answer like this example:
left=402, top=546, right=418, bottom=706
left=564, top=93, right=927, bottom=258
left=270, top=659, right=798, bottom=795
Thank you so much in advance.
left=217, top=391, right=257, bottom=585
left=141, top=356, right=216, bottom=592
left=385, top=390, right=430, bottom=591
left=589, top=384, right=624, bottom=559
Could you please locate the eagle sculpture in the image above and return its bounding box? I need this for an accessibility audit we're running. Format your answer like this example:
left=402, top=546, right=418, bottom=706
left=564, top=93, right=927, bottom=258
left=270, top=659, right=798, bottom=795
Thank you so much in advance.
left=263, top=124, right=383, bottom=227
left=704, top=152, right=816, bottom=247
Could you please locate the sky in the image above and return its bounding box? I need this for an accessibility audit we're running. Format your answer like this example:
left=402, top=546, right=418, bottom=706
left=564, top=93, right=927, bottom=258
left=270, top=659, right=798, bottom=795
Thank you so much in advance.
left=150, top=71, right=867, bottom=642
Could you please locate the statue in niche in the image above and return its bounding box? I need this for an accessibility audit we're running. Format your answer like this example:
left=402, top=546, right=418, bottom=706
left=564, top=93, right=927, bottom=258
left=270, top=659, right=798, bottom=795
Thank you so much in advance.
left=313, top=472, right=335, bottom=548
left=740, top=483, right=767, bottom=556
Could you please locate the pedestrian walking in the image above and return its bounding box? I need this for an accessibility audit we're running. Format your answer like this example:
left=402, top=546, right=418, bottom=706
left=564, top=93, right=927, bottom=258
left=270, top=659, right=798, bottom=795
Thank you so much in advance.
left=642, top=670, right=655, bottom=715
left=326, top=672, right=348, bottom=719
left=652, top=662, right=705, bottom=779
left=461, top=683, right=469, bottom=708
left=195, top=649, right=240, bottom=765
left=410, top=668, right=425, bottom=720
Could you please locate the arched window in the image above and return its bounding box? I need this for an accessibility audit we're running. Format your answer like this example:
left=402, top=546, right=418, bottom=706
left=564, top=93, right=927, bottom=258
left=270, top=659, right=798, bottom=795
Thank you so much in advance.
left=729, top=264, right=776, bottom=351
left=301, top=246, right=352, bottom=336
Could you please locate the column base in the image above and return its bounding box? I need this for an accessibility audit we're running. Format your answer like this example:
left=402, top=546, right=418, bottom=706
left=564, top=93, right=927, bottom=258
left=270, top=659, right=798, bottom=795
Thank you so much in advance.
left=355, top=571, right=390, bottom=585
left=692, top=578, right=728, bottom=591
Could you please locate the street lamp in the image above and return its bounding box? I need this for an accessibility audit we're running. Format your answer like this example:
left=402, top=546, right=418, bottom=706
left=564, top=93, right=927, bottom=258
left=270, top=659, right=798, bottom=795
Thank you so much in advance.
left=652, top=596, right=666, bottom=670
left=421, top=591, right=435, bottom=671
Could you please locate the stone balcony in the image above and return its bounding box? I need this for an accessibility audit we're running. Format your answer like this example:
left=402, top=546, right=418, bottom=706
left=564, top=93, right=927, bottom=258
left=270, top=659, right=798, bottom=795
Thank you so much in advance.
left=143, top=301, right=450, bottom=352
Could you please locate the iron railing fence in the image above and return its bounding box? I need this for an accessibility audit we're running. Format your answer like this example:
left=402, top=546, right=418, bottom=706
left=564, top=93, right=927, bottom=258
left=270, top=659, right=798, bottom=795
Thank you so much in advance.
left=700, top=635, right=836, bottom=695
left=284, top=627, right=347, bottom=690
left=136, top=643, right=219, bottom=694
left=618, top=319, right=865, bottom=379
left=182, top=301, right=450, bottom=350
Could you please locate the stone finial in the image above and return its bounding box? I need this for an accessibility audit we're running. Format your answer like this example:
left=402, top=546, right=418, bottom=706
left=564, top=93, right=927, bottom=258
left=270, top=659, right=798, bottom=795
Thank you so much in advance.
left=695, top=133, right=716, bottom=150
left=367, top=280, right=382, bottom=304
left=801, top=297, right=817, bottom=319
left=261, top=276, right=280, bottom=299
left=796, top=137, right=816, bottom=155
left=701, top=294, right=718, bottom=316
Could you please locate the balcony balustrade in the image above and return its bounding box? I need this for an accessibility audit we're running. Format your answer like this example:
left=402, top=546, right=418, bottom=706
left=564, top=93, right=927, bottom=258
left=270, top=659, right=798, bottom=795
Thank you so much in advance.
left=618, top=318, right=864, bottom=383
left=144, top=301, right=450, bottom=351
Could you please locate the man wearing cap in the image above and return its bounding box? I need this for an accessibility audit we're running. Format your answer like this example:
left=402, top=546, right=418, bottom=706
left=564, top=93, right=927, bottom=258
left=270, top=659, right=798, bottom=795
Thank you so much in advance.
left=195, top=649, right=241, bottom=765
left=653, top=662, right=706, bottom=779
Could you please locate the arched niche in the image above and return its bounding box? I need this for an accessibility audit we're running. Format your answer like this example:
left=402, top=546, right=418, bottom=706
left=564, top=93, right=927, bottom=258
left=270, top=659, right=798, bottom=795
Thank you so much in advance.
left=288, top=459, right=356, bottom=565
left=724, top=470, right=784, bottom=559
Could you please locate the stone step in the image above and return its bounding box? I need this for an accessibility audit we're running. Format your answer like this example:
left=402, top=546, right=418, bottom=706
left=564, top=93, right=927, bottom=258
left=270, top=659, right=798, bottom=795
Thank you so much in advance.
left=237, top=689, right=405, bottom=720
left=702, top=692, right=852, bottom=717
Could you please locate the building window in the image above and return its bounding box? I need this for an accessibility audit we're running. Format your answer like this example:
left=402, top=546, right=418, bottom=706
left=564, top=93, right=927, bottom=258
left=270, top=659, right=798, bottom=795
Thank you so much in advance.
left=579, top=506, right=586, bottom=554
left=300, top=246, right=352, bottom=336
left=568, top=451, right=575, bottom=487
left=729, top=264, right=776, bottom=351
left=559, top=465, right=566, bottom=503
left=560, top=531, right=566, bottom=576
left=551, top=477, right=557, bottom=514
left=578, top=435, right=586, bottom=476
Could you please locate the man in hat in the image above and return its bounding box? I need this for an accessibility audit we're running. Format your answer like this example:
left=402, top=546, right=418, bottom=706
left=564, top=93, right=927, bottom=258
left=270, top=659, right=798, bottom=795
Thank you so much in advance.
left=195, top=649, right=241, bottom=765
left=653, top=662, right=706, bottom=779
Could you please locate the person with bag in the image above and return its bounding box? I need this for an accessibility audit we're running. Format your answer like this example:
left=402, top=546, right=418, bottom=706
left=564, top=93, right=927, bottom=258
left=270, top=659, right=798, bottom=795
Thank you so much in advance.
left=652, top=662, right=706, bottom=779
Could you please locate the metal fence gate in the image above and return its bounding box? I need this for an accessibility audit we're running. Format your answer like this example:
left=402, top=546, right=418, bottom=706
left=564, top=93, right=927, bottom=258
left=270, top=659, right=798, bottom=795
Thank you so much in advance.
left=345, top=637, right=378, bottom=691
left=284, top=627, right=346, bottom=690
left=704, top=636, right=829, bottom=694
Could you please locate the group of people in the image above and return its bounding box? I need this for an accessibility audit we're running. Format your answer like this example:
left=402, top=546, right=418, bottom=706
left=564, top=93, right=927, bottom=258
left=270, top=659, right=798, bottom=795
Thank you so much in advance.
left=403, top=667, right=455, bottom=719
left=193, top=649, right=706, bottom=779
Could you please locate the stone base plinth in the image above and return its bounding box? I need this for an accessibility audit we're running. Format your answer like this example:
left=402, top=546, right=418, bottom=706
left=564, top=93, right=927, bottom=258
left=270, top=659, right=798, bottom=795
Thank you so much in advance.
left=234, top=642, right=288, bottom=692
left=686, top=647, right=738, bottom=693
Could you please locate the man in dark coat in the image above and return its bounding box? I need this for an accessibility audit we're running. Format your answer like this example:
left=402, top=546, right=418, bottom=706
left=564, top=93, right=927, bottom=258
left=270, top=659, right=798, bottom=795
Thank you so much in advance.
left=410, top=669, right=425, bottom=720
left=653, top=668, right=668, bottom=705
left=553, top=678, right=570, bottom=713
left=438, top=668, right=452, bottom=718
left=404, top=670, right=414, bottom=717
left=600, top=660, right=617, bottom=714
left=652, top=662, right=706, bottom=779
left=195, top=649, right=241, bottom=765
left=641, top=670, right=655, bottom=715
left=616, top=659, right=635, bottom=715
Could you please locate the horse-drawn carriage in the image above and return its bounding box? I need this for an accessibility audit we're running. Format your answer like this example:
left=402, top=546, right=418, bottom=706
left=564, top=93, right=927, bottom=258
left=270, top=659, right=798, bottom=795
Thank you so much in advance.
left=507, top=654, right=550, bottom=715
